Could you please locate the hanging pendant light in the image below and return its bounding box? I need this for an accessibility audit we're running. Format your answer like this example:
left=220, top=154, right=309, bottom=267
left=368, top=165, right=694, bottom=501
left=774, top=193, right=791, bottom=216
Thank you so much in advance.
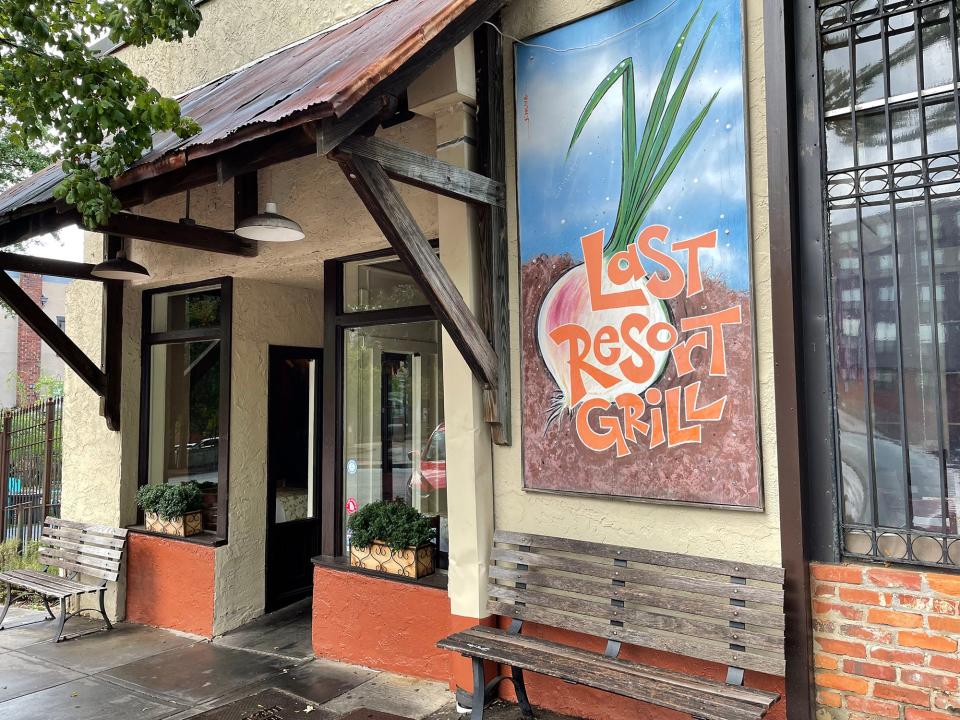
left=234, top=201, right=304, bottom=242
left=91, top=248, right=150, bottom=281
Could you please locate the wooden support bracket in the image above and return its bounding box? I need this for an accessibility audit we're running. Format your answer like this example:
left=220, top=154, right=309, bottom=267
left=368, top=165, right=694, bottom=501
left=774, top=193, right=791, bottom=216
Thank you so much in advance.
left=334, top=135, right=505, bottom=208
left=0, top=252, right=101, bottom=281
left=339, top=155, right=499, bottom=395
left=0, top=270, right=106, bottom=398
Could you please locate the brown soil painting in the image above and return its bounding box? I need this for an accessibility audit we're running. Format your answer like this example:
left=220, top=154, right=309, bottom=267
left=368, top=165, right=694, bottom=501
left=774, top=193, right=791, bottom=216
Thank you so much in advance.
left=521, top=253, right=761, bottom=508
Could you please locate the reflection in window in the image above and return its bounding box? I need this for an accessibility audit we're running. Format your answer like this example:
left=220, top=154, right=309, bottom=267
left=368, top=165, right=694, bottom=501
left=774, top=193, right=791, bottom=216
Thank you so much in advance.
left=820, top=0, right=960, bottom=567
left=142, top=282, right=229, bottom=537
left=342, top=256, right=430, bottom=312
left=341, top=321, right=447, bottom=566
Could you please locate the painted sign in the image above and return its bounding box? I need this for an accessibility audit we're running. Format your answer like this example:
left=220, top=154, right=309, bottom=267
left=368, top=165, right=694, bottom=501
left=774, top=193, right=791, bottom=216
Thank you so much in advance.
left=516, top=0, right=761, bottom=508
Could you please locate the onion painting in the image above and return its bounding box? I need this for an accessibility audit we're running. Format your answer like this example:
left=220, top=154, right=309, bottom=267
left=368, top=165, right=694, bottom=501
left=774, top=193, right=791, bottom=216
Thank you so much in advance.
left=516, top=0, right=761, bottom=508
left=537, top=5, right=718, bottom=425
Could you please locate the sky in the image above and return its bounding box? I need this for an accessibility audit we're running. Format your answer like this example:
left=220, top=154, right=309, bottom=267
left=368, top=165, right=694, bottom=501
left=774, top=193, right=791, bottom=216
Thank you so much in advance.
left=514, top=0, right=752, bottom=290
left=20, top=226, right=84, bottom=263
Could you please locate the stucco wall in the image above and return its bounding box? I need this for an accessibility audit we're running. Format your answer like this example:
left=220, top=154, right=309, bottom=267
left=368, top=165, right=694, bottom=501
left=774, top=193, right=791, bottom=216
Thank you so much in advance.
left=488, top=0, right=781, bottom=568
left=213, top=277, right=323, bottom=635
left=115, top=0, right=388, bottom=96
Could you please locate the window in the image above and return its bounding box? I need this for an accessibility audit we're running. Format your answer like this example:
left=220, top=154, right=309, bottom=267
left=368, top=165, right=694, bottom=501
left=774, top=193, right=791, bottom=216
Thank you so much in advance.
left=140, top=279, right=231, bottom=540
left=325, top=249, right=448, bottom=567
left=818, top=0, right=960, bottom=567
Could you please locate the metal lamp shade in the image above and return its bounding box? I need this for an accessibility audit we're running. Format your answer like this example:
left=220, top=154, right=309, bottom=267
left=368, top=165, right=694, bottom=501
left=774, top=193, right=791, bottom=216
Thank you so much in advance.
left=91, top=256, right=150, bottom=281
left=234, top=202, right=305, bottom=242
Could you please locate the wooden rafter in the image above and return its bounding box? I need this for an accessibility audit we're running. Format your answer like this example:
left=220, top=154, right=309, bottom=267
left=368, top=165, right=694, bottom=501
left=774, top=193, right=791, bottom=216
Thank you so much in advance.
left=0, top=252, right=101, bottom=281
left=101, top=235, right=123, bottom=431
left=339, top=154, right=499, bottom=393
left=335, top=135, right=506, bottom=208
left=0, top=208, right=256, bottom=256
left=0, top=270, right=106, bottom=397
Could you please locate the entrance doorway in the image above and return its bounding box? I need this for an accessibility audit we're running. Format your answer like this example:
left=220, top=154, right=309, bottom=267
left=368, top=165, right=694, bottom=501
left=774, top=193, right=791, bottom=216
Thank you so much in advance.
left=266, top=346, right=321, bottom=612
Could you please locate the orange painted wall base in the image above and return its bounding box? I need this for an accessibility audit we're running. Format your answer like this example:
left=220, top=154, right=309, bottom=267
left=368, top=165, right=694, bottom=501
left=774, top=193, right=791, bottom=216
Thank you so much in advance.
left=312, top=564, right=463, bottom=681
left=125, top=532, right=215, bottom=638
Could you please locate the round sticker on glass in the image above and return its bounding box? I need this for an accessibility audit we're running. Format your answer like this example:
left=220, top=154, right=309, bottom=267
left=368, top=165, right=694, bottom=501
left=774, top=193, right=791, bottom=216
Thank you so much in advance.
left=346, top=458, right=358, bottom=475
left=345, top=497, right=359, bottom=515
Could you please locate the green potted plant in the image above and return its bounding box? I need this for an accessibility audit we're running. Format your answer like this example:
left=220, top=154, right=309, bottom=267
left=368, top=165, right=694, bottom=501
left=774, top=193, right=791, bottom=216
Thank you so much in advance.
left=136, top=482, right=204, bottom=537
left=347, top=500, right=436, bottom=578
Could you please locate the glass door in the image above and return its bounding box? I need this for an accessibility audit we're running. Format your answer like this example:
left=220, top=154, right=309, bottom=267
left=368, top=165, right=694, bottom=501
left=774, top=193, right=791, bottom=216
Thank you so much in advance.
left=341, top=321, right=447, bottom=567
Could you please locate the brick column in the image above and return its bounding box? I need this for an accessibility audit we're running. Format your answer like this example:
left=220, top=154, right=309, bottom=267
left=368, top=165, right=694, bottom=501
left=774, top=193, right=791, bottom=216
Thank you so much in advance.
left=812, top=562, right=960, bottom=719
left=15, top=273, right=43, bottom=405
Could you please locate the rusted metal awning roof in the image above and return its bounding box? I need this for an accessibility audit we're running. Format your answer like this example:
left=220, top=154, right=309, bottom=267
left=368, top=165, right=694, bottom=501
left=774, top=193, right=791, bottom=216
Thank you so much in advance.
left=0, top=0, right=488, bottom=222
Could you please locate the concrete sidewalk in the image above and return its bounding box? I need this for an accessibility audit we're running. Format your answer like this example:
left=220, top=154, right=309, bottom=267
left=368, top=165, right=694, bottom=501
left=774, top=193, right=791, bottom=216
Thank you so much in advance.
left=0, top=606, right=574, bottom=720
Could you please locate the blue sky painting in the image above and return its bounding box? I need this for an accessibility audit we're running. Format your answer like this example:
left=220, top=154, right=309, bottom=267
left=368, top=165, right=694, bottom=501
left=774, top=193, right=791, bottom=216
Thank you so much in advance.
left=515, top=0, right=751, bottom=291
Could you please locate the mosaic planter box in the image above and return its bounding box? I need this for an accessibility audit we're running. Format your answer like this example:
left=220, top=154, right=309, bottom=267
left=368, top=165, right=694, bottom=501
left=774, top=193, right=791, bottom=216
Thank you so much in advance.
left=350, top=540, right=435, bottom=578
left=145, top=510, right=203, bottom=537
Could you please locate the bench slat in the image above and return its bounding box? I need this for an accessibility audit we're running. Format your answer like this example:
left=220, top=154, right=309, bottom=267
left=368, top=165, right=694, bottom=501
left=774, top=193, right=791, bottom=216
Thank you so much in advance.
left=487, top=600, right=786, bottom=676
left=40, top=535, right=123, bottom=561
left=42, top=525, right=126, bottom=551
left=0, top=570, right=100, bottom=597
left=39, top=547, right=121, bottom=574
left=45, top=518, right=128, bottom=540
left=461, top=626, right=780, bottom=707
left=488, top=583, right=783, bottom=653
left=489, top=565, right=784, bottom=630
left=494, top=531, right=784, bottom=584
left=439, top=628, right=775, bottom=720
left=492, top=547, right=783, bottom=606
left=38, top=554, right=118, bottom=582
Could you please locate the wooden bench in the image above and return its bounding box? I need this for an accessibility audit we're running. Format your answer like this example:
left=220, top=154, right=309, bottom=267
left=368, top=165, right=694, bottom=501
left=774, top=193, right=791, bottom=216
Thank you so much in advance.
left=0, top=517, right=128, bottom=642
left=438, top=531, right=785, bottom=720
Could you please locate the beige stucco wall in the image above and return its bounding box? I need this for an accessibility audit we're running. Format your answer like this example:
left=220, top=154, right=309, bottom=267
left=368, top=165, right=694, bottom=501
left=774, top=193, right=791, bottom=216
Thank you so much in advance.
left=484, top=0, right=782, bottom=576
left=115, top=0, right=389, bottom=96
left=213, top=278, right=323, bottom=635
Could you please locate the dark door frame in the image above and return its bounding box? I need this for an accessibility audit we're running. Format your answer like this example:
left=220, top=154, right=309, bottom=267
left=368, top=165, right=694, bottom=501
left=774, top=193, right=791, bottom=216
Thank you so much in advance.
left=765, top=0, right=817, bottom=716
left=265, top=344, right=323, bottom=612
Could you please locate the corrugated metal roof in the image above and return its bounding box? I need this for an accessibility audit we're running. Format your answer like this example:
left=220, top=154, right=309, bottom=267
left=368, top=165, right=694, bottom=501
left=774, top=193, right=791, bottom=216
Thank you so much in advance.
left=0, top=0, right=482, bottom=221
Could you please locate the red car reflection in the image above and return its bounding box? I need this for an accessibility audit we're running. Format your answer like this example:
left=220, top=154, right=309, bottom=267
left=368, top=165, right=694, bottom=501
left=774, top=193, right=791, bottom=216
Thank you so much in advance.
left=411, top=423, right=446, bottom=493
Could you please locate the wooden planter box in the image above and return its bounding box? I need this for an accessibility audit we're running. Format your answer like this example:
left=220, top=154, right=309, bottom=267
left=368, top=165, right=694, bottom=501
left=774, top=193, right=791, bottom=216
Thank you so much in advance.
left=145, top=510, right=203, bottom=537
left=350, top=540, right=435, bottom=578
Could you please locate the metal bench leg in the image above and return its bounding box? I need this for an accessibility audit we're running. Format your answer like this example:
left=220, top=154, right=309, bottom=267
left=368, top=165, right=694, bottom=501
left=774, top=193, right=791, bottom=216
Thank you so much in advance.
left=52, top=597, right=67, bottom=643
left=98, top=589, right=113, bottom=630
left=41, top=595, right=56, bottom=620
left=471, top=657, right=485, bottom=720
left=511, top=667, right=534, bottom=719
left=0, top=582, right=11, bottom=630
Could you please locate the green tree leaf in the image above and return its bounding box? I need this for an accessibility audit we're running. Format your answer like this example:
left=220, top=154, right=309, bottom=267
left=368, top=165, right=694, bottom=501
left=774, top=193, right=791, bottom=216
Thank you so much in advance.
left=0, top=0, right=203, bottom=228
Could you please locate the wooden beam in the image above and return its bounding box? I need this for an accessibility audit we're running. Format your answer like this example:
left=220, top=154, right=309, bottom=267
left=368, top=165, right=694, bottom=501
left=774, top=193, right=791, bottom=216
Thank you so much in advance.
left=0, top=270, right=106, bottom=397
left=316, top=95, right=397, bottom=156
left=334, top=136, right=505, bottom=208
left=340, top=155, right=499, bottom=391
left=476, top=20, right=511, bottom=446
left=101, top=213, right=257, bottom=257
left=233, top=171, right=258, bottom=229
left=100, top=236, right=123, bottom=431
left=0, top=252, right=101, bottom=281
left=0, top=207, right=77, bottom=249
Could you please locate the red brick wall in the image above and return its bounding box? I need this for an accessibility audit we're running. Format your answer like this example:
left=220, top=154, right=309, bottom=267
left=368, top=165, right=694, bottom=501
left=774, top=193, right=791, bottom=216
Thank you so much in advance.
left=812, top=562, right=960, bottom=719
left=15, top=273, right=42, bottom=405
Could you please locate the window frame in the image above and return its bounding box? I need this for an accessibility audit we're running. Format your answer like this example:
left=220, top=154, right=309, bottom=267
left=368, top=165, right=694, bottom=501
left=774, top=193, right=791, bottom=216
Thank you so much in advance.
left=321, top=246, right=437, bottom=558
left=138, top=276, right=233, bottom=543
left=799, top=0, right=960, bottom=570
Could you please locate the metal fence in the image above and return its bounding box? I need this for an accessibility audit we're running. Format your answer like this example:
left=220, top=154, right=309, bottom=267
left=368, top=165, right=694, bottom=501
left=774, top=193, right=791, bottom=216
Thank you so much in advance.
left=0, top=398, right=63, bottom=547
